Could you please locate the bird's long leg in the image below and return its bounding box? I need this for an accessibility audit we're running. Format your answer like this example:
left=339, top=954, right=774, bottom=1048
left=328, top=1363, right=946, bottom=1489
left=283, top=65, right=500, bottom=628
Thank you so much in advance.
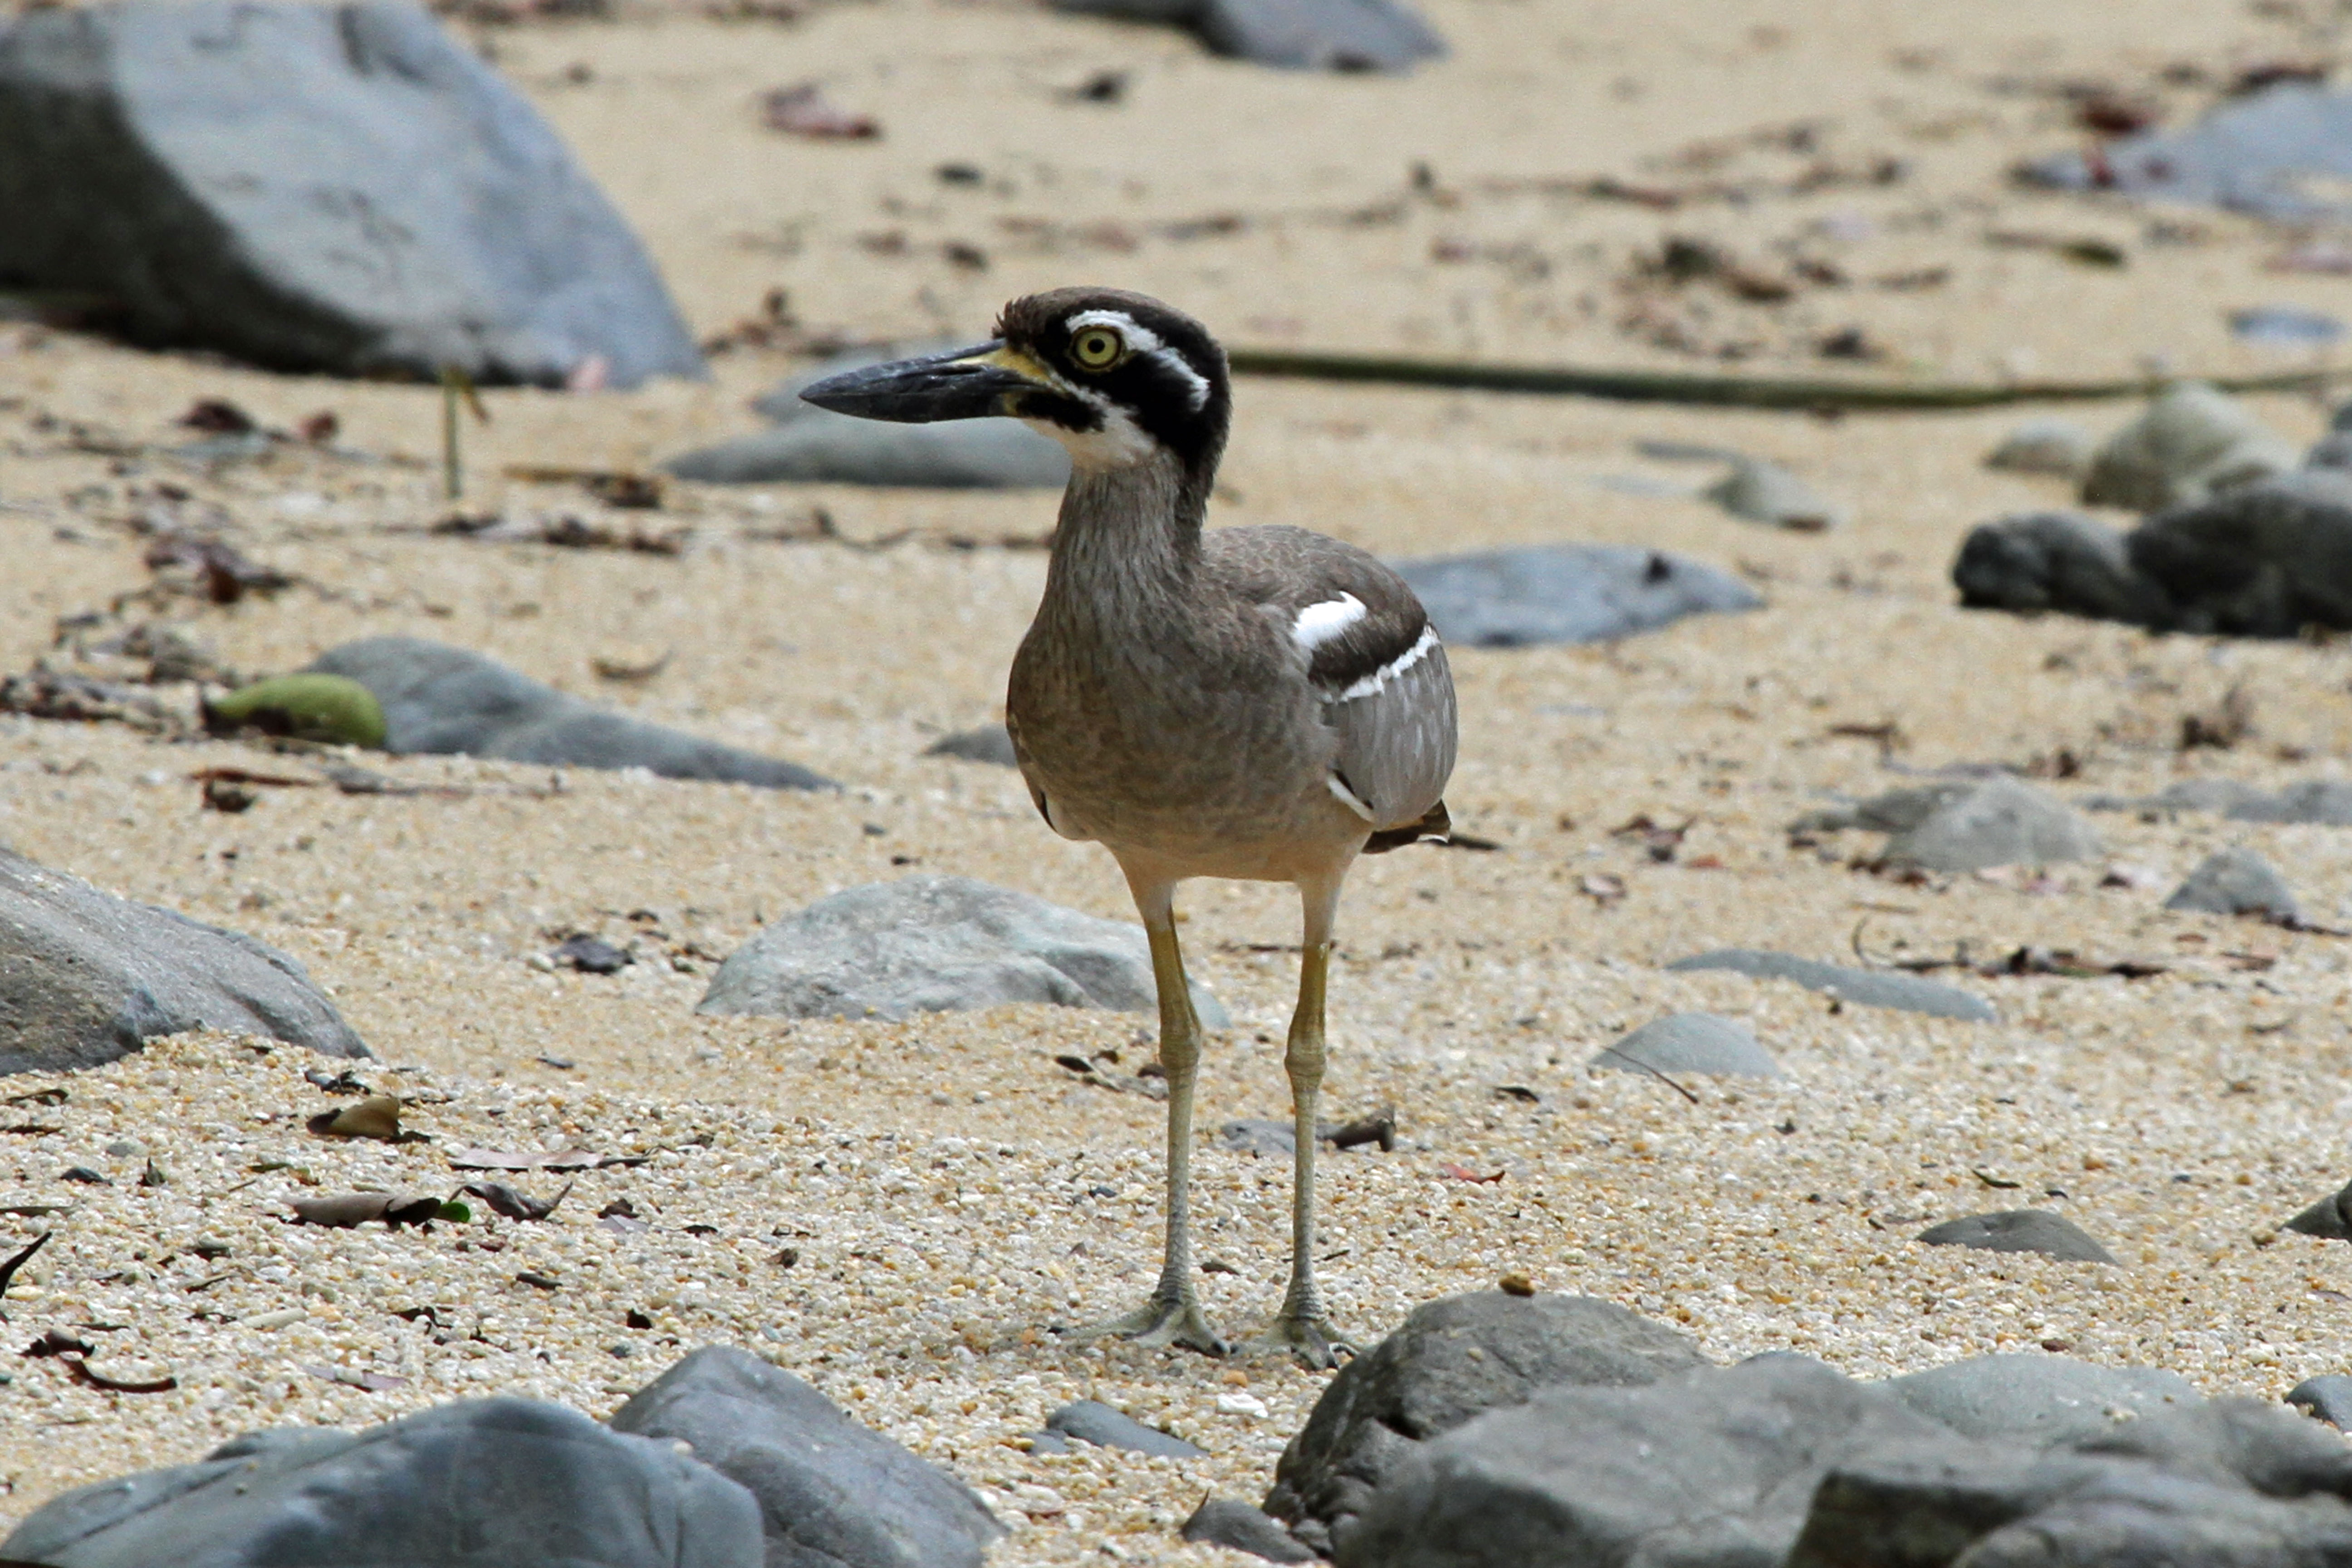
left=1250, top=867, right=1354, bottom=1368
left=1078, top=871, right=1227, bottom=1356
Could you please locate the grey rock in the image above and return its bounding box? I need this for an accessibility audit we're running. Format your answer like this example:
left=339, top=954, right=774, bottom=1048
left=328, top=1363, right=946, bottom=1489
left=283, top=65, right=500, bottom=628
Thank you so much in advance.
left=1052, top=0, right=1443, bottom=71
left=1181, top=1497, right=1315, bottom=1563
left=1788, top=780, right=1979, bottom=835
left=1952, top=511, right=2174, bottom=626
left=2235, top=303, right=2348, bottom=347
left=1702, top=457, right=1846, bottom=530
left=1220, top=1118, right=1299, bottom=1157
left=0, top=1396, right=761, bottom=1568
left=1884, top=1354, right=2204, bottom=1446
left=2023, top=81, right=2352, bottom=225
left=922, top=725, right=1019, bottom=766
left=2079, top=777, right=2273, bottom=816
left=609, top=1346, right=1002, bottom=1568
left=1986, top=417, right=2097, bottom=478
left=1881, top=776, right=2099, bottom=872
left=1263, top=1290, right=1710, bottom=1555
left=0, top=1, right=701, bottom=389
left=2285, top=1177, right=2352, bottom=1240
left=2308, top=430, right=2352, bottom=471
left=2232, top=779, right=2352, bottom=825
left=1592, top=1012, right=1781, bottom=1079
left=2080, top=382, right=2299, bottom=513
left=1333, top=1354, right=1953, bottom=1568
left=1917, top=1210, right=2118, bottom=1264
left=2129, top=468, right=2352, bottom=637
left=0, top=846, right=368, bottom=1074
left=696, top=874, right=1228, bottom=1025
left=1044, top=1400, right=1205, bottom=1459
left=2165, top=845, right=2298, bottom=919
left=1393, top=544, right=1763, bottom=649
left=1664, top=949, right=1998, bottom=1023
left=306, top=637, right=831, bottom=790
left=2288, top=1374, right=2352, bottom=1430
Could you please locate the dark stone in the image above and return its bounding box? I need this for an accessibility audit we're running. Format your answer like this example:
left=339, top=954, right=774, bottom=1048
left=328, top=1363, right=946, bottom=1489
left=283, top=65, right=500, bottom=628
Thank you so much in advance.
left=2022, top=82, right=2352, bottom=225
left=1220, top=1118, right=1298, bottom=1157
left=555, top=935, right=633, bottom=975
left=697, top=874, right=1227, bottom=1025
left=1883, top=1354, right=2203, bottom=1446
left=2128, top=469, right=2352, bottom=637
left=1665, top=949, right=1998, bottom=1023
left=2165, top=846, right=2298, bottom=919
left=0, top=0, right=702, bottom=388
left=922, top=725, right=1019, bottom=766
left=608, top=1345, right=1004, bottom=1568
left=305, top=637, right=831, bottom=789
left=1332, top=1355, right=1952, bottom=1568
left=1952, top=511, right=2173, bottom=626
left=1262, top=1290, right=1709, bottom=1555
left=2288, top=1375, right=2352, bottom=1430
left=1917, top=1210, right=2118, bottom=1264
left=2285, top=1178, right=2352, bottom=1240
left=1592, top=1012, right=1782, bottom=1078
left=1044, top=1400, right=1205, bottom=1458
left=0, top=1397, right=761, bottom=1567
left=1182, top=1497, right=1315, bottom=1562
left=1393, top=544, right=1763, bottom=649
left=0, top=846, right=368, bottom=1073
left=1051, top=0, right=1443, bottom=72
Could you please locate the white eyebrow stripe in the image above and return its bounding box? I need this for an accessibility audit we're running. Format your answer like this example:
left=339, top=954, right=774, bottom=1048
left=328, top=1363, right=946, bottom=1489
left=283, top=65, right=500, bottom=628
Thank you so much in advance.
left=1064, top=309, right=1211, bottom=409
left=1333, top=623, right=1439, bottom=702
left=1291, top=593, right=1367, bottom=652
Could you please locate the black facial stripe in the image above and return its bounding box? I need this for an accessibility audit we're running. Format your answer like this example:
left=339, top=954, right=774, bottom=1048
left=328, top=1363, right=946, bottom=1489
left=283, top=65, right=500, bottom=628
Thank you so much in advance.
left=1008, top=389, right=1103, bottom=433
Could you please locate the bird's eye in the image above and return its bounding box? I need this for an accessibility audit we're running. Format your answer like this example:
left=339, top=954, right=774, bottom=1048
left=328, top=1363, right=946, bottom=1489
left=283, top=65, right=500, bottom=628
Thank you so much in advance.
left=1070, top=327, right=1124, bottom=369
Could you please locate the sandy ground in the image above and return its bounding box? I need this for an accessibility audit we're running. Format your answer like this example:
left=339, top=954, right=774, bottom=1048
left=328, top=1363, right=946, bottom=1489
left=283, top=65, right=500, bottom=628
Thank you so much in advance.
left=7, top=0, right=2352, bottom=1558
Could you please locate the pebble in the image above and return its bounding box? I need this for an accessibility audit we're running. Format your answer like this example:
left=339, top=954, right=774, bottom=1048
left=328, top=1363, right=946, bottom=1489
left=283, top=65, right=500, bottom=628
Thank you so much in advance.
left=1665, top=949, right=1996, bottom=1023
left=2286, top=1375, right=2352, bottom=1430
left=1984, top=418, right=2096, bottom=478
left=1592, top=1012, right=1783, bottom=1079
left=1043, top=1400, right=1207, bottom=1458
left=1916, top=1210, right=2118, bottom=1264
left=1180, top=1496, right=1316, bottom=1562
left=2164, top=845, right=2299, bottom=920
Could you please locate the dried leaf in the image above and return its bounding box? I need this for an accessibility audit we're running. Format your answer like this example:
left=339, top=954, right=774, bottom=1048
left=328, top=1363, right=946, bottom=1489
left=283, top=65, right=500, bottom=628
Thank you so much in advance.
left=307, top=1096, right=407, bottom=1141
left=447, top=1147, right=642, bottom=1171
left=462, top=1179, right=572, bottom=1222
left=66, top=1357, right=177, bottom=1394
left=288, top=1192, right=449, bottom=1229
left=1438, top=1162, right=1505, bottom=1184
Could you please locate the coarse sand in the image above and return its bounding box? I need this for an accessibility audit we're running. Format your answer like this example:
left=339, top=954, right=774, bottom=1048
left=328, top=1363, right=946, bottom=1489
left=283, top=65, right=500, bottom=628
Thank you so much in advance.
left=6, top=0, right=2352, bottom=1559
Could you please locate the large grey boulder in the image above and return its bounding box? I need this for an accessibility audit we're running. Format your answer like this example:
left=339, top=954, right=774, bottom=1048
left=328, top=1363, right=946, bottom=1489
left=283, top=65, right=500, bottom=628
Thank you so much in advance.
left=0, top=1397, right=762, bottom=1568
left=697, top=874, right=1227, bottom=1024
left=1394, top=545, right=1763, bottom=649
left=1592, top=1012, right=1782, bottom=1078
left=1952, top=511, right=2174, bottom=625
left=1051, top=0, right=1443, bottom=71
left=2166, top=845, right=2299, bottom=919
left=1332, top=1355, right=1954, bottom=1568
left=608, top=1347, right=1003, bottom=1568
left=0, top=847, right=367, bottom=1073
left=1263, top=1291, right=1710, bottom=1556
left=1883, top=1355, right=2205, bottom=1447
left=665, top=345, right=1070, bottom=488
left=2078, top=382, right=2299, bottom=513
left=305, top=637, right=830, bottom=789
left=2129, top=469, right=2352, bottom=637
left=0, top=0, right=701, bottom=388
left=1880, top=776, right=2099, bottom=872
left=1665, top=949, right=1997, bottom=1023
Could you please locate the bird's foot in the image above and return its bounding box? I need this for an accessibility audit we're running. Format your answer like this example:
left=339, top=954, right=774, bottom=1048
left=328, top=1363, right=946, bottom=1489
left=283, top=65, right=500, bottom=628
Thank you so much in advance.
left=1246, top=1310, right=1355, bottom=1370
left=1078, top=1290, right=1230, bottom=1357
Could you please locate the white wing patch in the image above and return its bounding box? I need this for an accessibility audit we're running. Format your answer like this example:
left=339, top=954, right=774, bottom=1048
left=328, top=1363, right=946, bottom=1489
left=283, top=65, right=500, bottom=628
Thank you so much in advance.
left=1291, top=593, right=1367, bottom=652
left=1327, top=772, right=1377, bottom=819
left=1334, top=623, right=1441, bottom=702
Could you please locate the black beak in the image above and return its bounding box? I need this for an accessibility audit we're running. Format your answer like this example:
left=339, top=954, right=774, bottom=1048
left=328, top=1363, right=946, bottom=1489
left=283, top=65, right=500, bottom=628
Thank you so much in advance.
left=798, top=342, right=1050, bottom=423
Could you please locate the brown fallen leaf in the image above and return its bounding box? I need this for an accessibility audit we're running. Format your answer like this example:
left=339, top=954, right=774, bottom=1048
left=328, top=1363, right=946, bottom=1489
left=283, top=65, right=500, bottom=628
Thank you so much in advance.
left=1438, top=1162, right=1505, bottom=1184
left=1578, top=872, right=1628, bottom=906
left=760, top=82, right=878, bottom=139
left=446, top=1147, right=644, bottom=1172
left=307, top=1096, right=407, bottom=1141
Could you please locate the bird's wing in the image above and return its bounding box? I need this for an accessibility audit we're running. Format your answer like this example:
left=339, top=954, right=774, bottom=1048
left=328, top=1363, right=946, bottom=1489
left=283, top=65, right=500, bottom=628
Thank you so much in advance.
left=1210, top=526, right=1459, bottom=834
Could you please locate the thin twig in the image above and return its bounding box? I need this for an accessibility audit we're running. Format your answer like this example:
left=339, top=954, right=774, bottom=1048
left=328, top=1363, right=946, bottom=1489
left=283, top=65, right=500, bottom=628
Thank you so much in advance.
left=1596, top=1048, right=1700, bottom=1104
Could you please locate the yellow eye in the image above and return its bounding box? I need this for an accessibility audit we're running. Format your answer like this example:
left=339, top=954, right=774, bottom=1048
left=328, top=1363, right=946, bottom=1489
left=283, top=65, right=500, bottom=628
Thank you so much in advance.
left=1070, top=327, right=1124, bottom=369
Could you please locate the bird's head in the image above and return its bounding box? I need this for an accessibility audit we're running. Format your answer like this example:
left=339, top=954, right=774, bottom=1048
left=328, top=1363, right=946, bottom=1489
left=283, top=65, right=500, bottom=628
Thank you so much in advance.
left=798, top=288, right=1231, bottom=477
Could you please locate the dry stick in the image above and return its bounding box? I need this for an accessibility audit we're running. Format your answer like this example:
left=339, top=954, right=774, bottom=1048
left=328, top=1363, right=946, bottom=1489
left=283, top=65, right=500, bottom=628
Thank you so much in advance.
left=1594, top=1047, right=1700, bottom=1105
left=1225, top=348, right=2346, bottom=410
left=439, top=366, right=490, bottom=501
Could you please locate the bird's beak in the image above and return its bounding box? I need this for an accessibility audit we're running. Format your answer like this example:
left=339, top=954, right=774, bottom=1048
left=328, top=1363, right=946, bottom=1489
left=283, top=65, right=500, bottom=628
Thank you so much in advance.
left=797, top=342, right=1056, bottom=423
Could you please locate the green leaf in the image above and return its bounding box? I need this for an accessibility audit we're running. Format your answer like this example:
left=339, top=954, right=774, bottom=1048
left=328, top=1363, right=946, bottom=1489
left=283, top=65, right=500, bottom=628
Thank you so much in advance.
left=437, top=1201, right=472, bottom=1224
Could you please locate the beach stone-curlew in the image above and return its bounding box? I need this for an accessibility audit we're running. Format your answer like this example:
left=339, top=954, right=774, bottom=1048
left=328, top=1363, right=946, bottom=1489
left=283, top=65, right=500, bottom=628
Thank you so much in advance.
left=2165, top=846, right=2298, bottom=919
left=1917, top=1210, right=2117, bottom=1263
left=1592, top=1013, right=1782, bottom=1078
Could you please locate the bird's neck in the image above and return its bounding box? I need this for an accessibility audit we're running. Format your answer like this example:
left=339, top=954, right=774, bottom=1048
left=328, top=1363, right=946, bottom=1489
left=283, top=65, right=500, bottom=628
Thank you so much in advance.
left=1039, top=453, right=1209, bottom=625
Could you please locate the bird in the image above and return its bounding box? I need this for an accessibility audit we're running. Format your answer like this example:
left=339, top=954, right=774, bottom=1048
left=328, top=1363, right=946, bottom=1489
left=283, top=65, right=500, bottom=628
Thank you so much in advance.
left=800, top=288, right=1457, bottom=1365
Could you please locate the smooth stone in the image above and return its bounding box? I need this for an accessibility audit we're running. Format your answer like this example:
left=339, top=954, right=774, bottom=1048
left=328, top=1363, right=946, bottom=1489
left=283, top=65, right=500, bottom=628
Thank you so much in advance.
left=1985, top=417, right=2097, bottom=478
left=609, top=1347, right=1001, bottom=1568
left=1051, top=0, right=1444, bottom=71
left=2288, top=1375, right=2352, bottom=1429
left=1665, top=949, right=1997, bottom=1023
left=2164, top=845, right=2298, bottom=919
left=0, top=1, right=701, bottom=388
left=1263, top=1290, right=1709, bottom=1556
left=1181, top=1497, right=1316, bottom=1563
left=305, top=637, right=831, bottom=789
left=2232, top=779, right=2352, bottom=825
left=2285, top=1177, right=2352, bottom=1239
left=1880, top=776, right=2099, bottom=872
left=922, top=724, right=1019, bottom=766
left=696, top=873, right=1228, bottom=1025
left=2079, top=382, right=2300, bottom=513
left=1951, top=510, right=2174, bottom=626
left=2234, top=304, right=2348, bottom=346
left=1592, top=1012, right=1781, bottom=1078
left=2128, top=468, right=2352, bottom=637
left=1044, top=1401, right=1206, bottom=1459
left=1787, top=781, right=1977, bottom=835
left=1916, top=1210, right=2118, bottom=1264
left=1884, top=1354, right=2203, bottom=1446
left=0, top=1397, right=760, bottom=1568
left=1393, top=544, right=1763, bottom=649
left=1701, top=457, right=1846, bottom=530
left=0, top=846, right=368, bottom=1073
left=1220, top=1118, right=1298, bottom=1157
left=2023, top=83, right=2352, bottom=225
left=1024, top=1429, right=1072, bottom=1455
